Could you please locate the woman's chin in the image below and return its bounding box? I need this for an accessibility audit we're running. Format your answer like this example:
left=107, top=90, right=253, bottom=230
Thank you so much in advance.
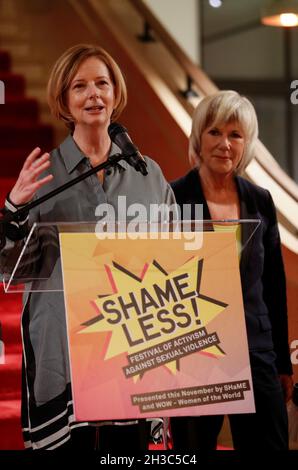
left=211, top=164, right=234, bottom=176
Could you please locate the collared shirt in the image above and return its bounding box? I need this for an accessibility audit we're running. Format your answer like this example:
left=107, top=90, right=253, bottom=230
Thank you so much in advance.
left=35, top=134, right=176, bottom=223
left=1, top=134, right=176, bottom=449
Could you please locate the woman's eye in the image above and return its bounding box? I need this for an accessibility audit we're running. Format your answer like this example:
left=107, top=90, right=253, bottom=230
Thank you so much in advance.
left=231, top=132, right=242, bottom=138
left=73, top=83, right=84, bottom=89
left=209, top=129, right=219, bottom=136
left=97, top=80, right=109, bottom=87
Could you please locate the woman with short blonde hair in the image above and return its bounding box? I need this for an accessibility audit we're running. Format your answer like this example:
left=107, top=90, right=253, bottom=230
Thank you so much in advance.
left=171, top=90, right=292, bottom=451
left=189, top=90, right=258, bottom=174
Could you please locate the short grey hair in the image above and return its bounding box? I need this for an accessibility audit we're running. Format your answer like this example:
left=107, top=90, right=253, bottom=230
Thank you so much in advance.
left=189, top=90, right=259, bottom=175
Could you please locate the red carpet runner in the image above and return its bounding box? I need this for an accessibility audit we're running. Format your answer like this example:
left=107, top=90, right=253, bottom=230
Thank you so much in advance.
left=0, top=49, right=54, bottom=450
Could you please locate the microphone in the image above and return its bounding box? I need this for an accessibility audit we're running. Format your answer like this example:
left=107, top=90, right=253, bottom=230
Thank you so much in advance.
left=108, top=122, right=148, bottom=176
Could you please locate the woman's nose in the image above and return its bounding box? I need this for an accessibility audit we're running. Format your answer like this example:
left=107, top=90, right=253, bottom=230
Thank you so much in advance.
left=87, top=83, right=99, bottom=98
left=218, top=135, right=231, bottom=149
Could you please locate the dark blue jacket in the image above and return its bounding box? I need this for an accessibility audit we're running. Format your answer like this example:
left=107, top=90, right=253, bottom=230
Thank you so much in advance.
left=171, top=169, right=292, bottom=375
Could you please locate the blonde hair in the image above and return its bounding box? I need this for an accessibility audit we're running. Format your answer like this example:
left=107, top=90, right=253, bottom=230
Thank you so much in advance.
left=189, top=90, right=258, bottom=175
left=47, top=44, right=127, bottom=130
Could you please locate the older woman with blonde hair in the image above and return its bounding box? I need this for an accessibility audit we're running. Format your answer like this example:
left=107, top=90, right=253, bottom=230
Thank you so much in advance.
left=170, top=90, right=293, bottom=450
left=1, top=44, right=175, bottom=450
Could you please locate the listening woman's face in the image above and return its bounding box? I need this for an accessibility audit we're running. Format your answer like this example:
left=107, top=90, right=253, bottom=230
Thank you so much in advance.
left=67, top=56, right=115, bottom=129
left=200, top=121, right=245, bottom=176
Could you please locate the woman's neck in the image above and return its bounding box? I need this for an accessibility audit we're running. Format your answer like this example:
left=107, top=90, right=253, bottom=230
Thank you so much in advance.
left=198, top=166, right=236, bottom=195
left=198, top=167, right=240, bottom=219
left=73, top=124, right=111, bottom=166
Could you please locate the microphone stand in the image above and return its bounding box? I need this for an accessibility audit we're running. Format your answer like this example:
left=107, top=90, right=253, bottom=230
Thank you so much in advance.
left=0, top=152, right=127, bottom=250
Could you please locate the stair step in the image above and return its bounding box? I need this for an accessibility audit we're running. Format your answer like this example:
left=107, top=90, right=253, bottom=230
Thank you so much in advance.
left=0, top=0, right=19, bottom=19
left=0, top=290, right=22, bottom=302
left=0, top=313, right=22, bottom=354
left=0, top=22, right=19, bottom=36
left=0, top=389, right=21, bottom=401
left=0, top=305, right=22, bottom=324
left=0, top=71, right=25, bottom=98
left=0, top=149, right=28, bottom=176
left=14, top=63, right=45, bottom=82
left=0, top=415, right=23, bottom=450
left=0, top=398, right=21, bottom=418
left=0, top=352, right=22, bottom=366
left=0, top=178, right=17, bottom=204
left=0, top=298, right=22, bottom=315
left=26, top=85, right=48, bottom=104
left=0, top=311, right=22, bottom=324
left=1, top=343, right=22, bottom=357
left=0, top=322, right=21, bottom=348
left=0, top=123, right=54, bottom=149
left=0, top=42, right=31, bottom=60
left=0, top=142, right=54, bottom=176
left=0, top=23, right=29, bottom=41
left=0, top=50, right=11, bottom=72
left=0, top=354, right=22, bottom=393
left=0, top=397, right=23, bottom=450
left=0, top=97, right=39, bottom=124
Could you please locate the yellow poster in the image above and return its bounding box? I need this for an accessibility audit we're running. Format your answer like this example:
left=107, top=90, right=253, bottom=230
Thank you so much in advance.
left=60, top=231, right=254, bottom=421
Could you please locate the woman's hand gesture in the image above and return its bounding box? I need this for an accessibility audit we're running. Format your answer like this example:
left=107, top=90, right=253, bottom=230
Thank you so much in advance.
left=9, top=147, right=53, bottom=206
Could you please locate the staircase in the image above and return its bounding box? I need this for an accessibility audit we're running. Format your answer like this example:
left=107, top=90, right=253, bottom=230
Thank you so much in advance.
left=0, top=43, right=54, bottom=448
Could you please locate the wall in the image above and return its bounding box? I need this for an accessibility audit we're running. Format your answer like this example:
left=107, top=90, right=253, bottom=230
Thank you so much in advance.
left=144, top=0, right=201, bottom=64
left=202, top=0, right=298, bottom=183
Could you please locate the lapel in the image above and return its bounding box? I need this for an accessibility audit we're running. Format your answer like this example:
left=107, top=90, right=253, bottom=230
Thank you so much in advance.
left=191, top=170, right=212, bottom=220
left=235, top=176, right=259, bottom=276
left=195, top=171, right=259, bottom=276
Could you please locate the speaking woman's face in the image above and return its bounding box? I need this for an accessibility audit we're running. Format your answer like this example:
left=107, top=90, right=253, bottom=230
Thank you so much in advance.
left=199, top=121, right=245, bottom=177
left=67, top=56, right=115, bottom=130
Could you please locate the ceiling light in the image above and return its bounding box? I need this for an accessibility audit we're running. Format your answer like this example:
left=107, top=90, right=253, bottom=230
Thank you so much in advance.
left=209, top=0, right=222, bottom=8
left=261, top=0, right=298, bottom=27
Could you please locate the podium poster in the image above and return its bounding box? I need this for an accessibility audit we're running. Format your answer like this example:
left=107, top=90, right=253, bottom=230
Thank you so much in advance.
left=60, top=231, right=255, bottom=421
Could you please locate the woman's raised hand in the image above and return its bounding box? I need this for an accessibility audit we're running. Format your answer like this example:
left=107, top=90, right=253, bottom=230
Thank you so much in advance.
left=9, top=147, right=53, bottom=206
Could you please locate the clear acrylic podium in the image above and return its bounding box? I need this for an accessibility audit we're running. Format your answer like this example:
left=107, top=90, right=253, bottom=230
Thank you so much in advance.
left=2, top=219, right=261, bottom=421
left=2, top=220, right=260, bottom=293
